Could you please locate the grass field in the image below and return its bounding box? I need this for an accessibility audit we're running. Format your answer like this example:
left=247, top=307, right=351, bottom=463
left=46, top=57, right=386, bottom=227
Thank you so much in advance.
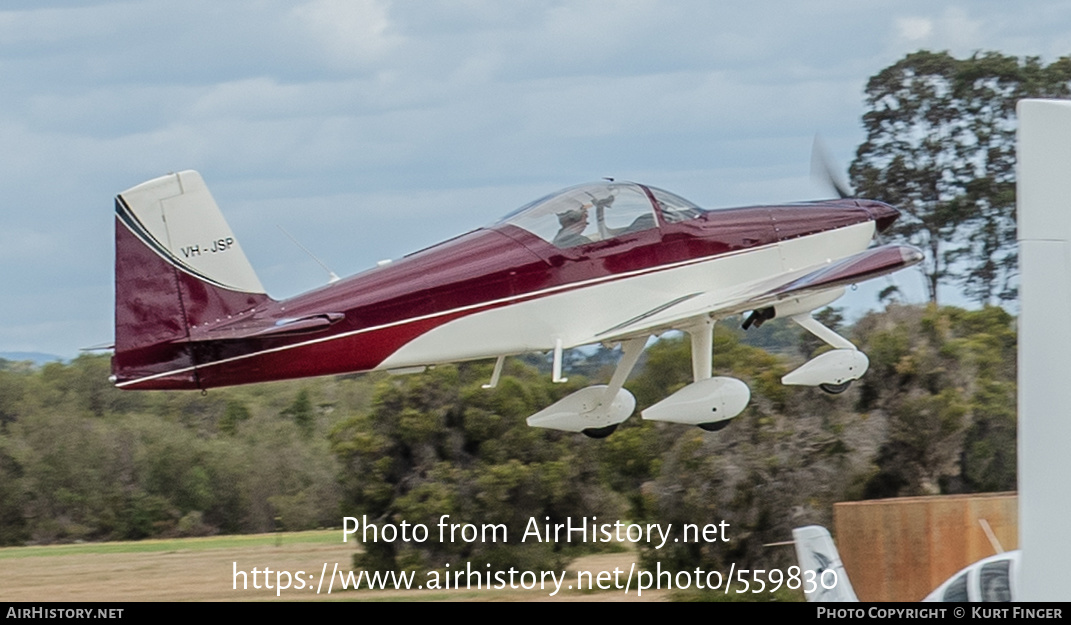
left=0, top=531, right=670, bottom=602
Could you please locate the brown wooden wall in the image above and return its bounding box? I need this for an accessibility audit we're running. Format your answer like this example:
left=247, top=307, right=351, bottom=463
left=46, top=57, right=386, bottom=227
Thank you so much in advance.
left=833, top=492, right=1017, bottom=602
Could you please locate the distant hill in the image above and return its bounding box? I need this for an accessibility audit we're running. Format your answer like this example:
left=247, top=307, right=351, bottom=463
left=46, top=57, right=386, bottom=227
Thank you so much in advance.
left=0, top=352, right=65, bottom=367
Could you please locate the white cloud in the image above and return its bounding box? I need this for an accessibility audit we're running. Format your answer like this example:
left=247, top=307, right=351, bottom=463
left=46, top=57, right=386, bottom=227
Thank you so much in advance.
left=291, top=0, right=402, bottom=70
left=896, top=17, right=934, bottom=42
left=5, top=1, right=1071, bottom=354
left=889, top=7, right=990, bottom=56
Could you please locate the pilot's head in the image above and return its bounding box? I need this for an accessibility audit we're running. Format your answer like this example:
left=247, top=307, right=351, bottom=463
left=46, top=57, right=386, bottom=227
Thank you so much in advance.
left=557, top=207, right=588, bottom=228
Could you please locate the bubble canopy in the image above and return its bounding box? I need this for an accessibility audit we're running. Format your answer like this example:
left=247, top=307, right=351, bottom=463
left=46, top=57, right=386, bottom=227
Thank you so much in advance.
left=497, top=182, right=705, bottom=248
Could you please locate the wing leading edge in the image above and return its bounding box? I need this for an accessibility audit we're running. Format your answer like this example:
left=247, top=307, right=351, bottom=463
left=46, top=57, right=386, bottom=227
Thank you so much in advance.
left=763, top=244, right=923, bottom=302
left=596, top=243, right=924, bottom=340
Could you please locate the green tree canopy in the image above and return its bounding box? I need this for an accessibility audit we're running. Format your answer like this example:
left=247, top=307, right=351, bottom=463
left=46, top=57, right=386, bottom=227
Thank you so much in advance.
left=851, top=51, right=1071, bottom=305
left=329, top=361, right=625, bottom=573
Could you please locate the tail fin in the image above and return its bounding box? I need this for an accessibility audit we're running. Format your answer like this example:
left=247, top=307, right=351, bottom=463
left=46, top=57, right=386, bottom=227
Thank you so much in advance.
left=113, top=171, right=270, bottom=389
left=792, top=525, right=860, bottom=602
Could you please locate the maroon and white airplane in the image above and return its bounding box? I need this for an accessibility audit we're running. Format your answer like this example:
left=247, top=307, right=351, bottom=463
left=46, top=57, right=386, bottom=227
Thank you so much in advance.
left=112, top=171, right=921, bottom=437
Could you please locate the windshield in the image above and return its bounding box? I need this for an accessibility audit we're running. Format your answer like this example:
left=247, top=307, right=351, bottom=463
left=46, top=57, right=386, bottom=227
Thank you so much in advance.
left=648, top=186, right=706, bottom=223
left=498, top=182, right=658, bottom=248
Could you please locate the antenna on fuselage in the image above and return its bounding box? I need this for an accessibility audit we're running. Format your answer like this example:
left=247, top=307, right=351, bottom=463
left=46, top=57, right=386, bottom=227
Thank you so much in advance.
left=276, top=225, right=340, bottom=284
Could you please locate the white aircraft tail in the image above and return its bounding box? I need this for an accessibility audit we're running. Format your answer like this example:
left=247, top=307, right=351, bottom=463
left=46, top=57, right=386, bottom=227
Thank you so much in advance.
left=792, top=525, right=859, bottom=602
left=116, top=170, right=266, bottom=295
left=113, top=170, right=271, bottom=389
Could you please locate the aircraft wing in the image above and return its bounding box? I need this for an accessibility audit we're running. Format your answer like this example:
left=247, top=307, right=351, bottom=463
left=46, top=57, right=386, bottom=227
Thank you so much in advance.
left=758, top=244, right=923, bottom=303
left=596, top=243, right=923, bottom=340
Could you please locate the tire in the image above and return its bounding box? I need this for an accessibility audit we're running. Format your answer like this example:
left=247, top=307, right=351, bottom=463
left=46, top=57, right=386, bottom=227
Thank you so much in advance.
left=819, top=381, right=852, bottom=394
left=698, top=420, right=731, bottom=432
left=582, top=424, right=618, bottom=439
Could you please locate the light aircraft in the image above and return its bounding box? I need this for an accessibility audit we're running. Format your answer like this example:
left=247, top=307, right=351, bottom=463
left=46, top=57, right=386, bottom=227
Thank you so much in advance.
left=111, top=170, right=922, bottom=437
left=793, top=525, right=1017, bottom=602
left=923, top=551, right=1017, bottom=602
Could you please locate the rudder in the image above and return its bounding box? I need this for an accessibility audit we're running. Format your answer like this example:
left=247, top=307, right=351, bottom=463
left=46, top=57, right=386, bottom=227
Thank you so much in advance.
left=792, top=525, right=860, bottom=602
left=113, top=171, right=270, bottom=389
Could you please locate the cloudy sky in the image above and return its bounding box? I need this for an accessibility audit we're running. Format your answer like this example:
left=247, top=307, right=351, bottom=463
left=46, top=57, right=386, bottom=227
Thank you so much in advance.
left=3, top=0, right=1071, bottom=359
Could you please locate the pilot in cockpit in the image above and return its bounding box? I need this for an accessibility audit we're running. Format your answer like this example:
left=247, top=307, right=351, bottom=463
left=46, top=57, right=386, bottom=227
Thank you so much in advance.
left=552, top=205, right=592, bottom=248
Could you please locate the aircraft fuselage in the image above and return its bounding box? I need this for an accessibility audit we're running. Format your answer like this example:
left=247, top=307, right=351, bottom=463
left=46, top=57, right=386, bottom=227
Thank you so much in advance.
left=113, top=183, right=896, bottom=391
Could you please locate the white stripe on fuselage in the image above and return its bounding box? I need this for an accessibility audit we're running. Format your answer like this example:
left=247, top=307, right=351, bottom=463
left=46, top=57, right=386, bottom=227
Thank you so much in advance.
left=117, top=221, right=874, bottom=387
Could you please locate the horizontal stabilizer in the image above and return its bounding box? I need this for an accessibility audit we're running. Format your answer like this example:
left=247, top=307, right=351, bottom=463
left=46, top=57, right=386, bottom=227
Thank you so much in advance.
left=183, top=312, right=346, bottom=342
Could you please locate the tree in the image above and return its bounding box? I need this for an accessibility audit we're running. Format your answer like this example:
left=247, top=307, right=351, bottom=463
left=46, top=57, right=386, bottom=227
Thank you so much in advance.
left=851, top=51, right=1071, bottom=306
left=853, top=305, right=1017, bottom=497
left=281, top=389, right=315, bottom=437
left=330, top=361, right=624, bottom=573
left=218, top=400, right=251, bottom=435
left=634, top=332, right=873, bottom=575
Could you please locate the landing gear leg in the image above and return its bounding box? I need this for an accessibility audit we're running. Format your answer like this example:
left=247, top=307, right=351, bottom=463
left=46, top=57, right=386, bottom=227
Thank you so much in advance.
left=689, top=317, right=714, bottom=382
left=525, top=336, right=647, bottom=436
left=791, top=313, right=856, bottom=350
left=641, top=318, right=750, bottom=430
left=781, top=313, right=869, bottom=390
left=600, top=336, right=647, bottom=407
left=686, top=318, right=731, bottom=432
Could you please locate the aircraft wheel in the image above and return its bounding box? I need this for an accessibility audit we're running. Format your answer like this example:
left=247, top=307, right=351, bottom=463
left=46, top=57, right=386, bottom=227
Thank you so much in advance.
left=819, top=381, right=852, bottom=394
left=582, top=424, right=618, bottom=439
left=698, top=420, right=731, bottom=432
